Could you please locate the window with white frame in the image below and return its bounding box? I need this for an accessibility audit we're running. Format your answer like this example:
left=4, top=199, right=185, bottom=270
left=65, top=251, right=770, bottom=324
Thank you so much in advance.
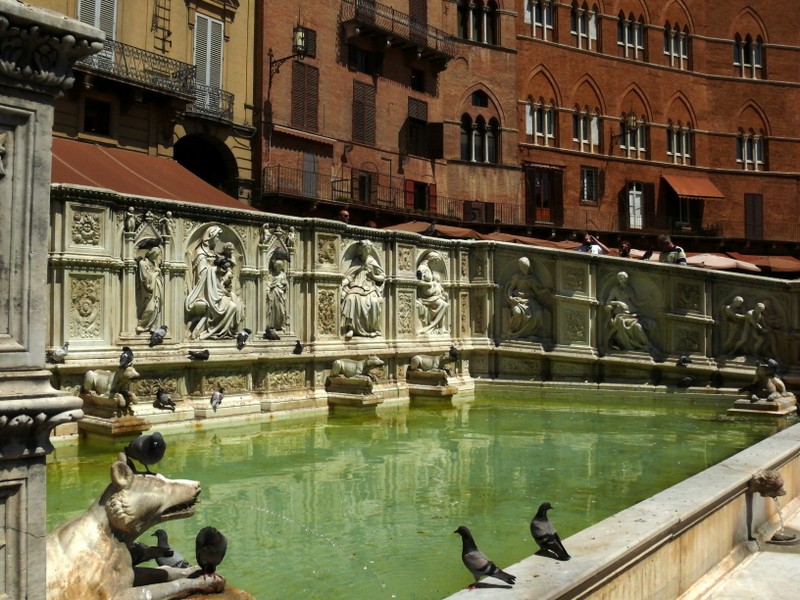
left=78, top=0, right=116, bottom=65
left=571, top=3, right=597, bottom=50
left=457, top=0, right=498, bottom=45
left=663, top=23, right=689, bottom=69
left=736, top=131, right=764, bottom=171
left=617, top=13, right=645, bottom=60
left=619, top=118, right=647, bottom=158
left=666, top=124, right=692, bottom=165
left=525, top=100, right=555, bottom=146
left=525, top=0, right=553, bottom=40
left=461, top=114, right=500, bottom=163
left=579, top=165, right=600, bottom=203
left=572, top=110, right=599, bottom=153
left=733, top=34, right=763, bottom=79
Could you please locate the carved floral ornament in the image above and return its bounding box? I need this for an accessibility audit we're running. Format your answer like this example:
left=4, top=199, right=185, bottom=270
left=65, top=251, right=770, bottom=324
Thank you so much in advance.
left=0, top=408, right=84, bottom=459
left=0, top=14, right=104, bottom=92
left=72, top=211, right=101, bottom=245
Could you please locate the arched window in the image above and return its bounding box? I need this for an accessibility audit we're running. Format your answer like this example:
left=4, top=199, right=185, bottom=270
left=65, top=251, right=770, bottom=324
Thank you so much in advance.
left=525, top=0, right=553, bottom=41
left=461, top=112, right=500, bottom=164
left=485, top=1, right=498, bottom=45
left=734, top=34, right=763, bottom=79
left=487, top=118, right=500, bottom=163
left=571, top=3, right=598, bottom=50
left=474, top=116, right=486, bottom=161
left=618, top=12, right=645, bottom=60
left=619, top=113, right=647, bottom=159
left=460, top=114, right=473, bottom=160
left=666, top=121, right=692, bottom=165
left=457, top=0, right=469, bottom=39
left=456, top=0, right=498, bottom=45
left=525, top=98, right=556, bottom=146
left=736, top=129, right=765, bottom=171
left=572, top=107, right=599, bottom=153
left=663, top=23, right=689, bottom=69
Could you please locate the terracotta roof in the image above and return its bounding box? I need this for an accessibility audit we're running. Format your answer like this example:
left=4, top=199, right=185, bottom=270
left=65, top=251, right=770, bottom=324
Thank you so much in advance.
left=51, top=137, right=258, bottom=212
left=662, top=174, right=725, bottom=199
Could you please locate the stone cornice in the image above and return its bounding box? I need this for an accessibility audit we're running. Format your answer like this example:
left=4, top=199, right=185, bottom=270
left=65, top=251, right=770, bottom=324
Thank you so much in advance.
left=0, top=1, right=104, bottom=95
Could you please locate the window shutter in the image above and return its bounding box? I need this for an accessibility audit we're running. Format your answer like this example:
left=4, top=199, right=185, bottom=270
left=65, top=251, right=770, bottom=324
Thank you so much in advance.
left=428, top=183, right=437, bottom=213
left=195, top=14, right=223, bottom=88
left=291, top=62, right=307, bottom=127
left=408, top=97, right=428, bottom=122
left=404, top=179, right=415, bottom=210
left=643, top=182, right=656, bottom=229
left=551, top=171, right=564, bottom=225
left=209, top=18, right=224, bottom=90
left=78, top=0, right=96, bottom=26
left=353, top=81, right=365, bottom=142
left=426, top=122, right=444, bottom=159
left=303, top=28, right=317, bottom=59
left=98, top=0, right=116, bottom=38
left=195, top=15, right=209, bottom=84
left=398, top=119, right=409, bottom=156
left=306, top=64, right=319, bottom=130
left=364, top=85, right=376, bottom=144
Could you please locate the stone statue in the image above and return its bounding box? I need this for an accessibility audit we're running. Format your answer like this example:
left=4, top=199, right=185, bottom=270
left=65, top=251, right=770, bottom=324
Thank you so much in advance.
left=504, top=256, right=548, bottom=338
left=46, top=453, right=224, bottom=600
left=158, top=211, right=175, bottom=237
left=81, top=365, right=140, bottom=416
left=722, top=296, right=746, bottom=354
left=341, top=239, right=385, bottom=340
left=739, top=359, right=795, bottom=404
left=729, top=301, right=777, bottom=358
left=330, top=355, right=385, bottom=382
left=124, top=207, right=137, bottom=233
left=604, top=271, right=655, bottom=352
left=135, top=246, right=164, bottom=334
left=260, top=222, right=271, bottom=245
left=408, top=353, right=456, bottom=376
left=265, top=249, right=289, bottom=331
left=416, top=251, right=449, bottom=334
left=185, top=225, right=245, bottom=340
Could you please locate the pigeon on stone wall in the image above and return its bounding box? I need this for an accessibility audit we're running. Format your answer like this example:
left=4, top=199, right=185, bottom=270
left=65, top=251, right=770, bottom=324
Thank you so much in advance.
left=119, top=346, right=134, bottom=369
left=124, top=432, right=167, bottom=475
left=136, top=236, right=163, bottom=250
left=152, top=529, right=191, bottom=569
left=449, top=345, right=460, bottom=361
left=236, top=328, right=252, bottom=351
left=293, top=340, right=303, bottom=355
left=677, top=355, right=692, bottom=367
left=46, top=342, right=70, bottom=364
left=195, top=526, right=227, bottom=575
left=263, top=327, right=281, bottom=341
left=149, top=325, right=168, bottom=347
left=210, top=387, right=224, bottom=412
left=454, top=525, right=516, bottom=589
left=531, top=502, right=571, bottom=561
left=154, top=388, right=176, bottom=411
left=188, top=349, right=210, bottom=361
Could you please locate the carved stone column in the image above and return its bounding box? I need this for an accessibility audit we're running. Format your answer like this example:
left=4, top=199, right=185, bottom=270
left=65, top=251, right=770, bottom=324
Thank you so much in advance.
left=0, top=3, right=103, bottom=598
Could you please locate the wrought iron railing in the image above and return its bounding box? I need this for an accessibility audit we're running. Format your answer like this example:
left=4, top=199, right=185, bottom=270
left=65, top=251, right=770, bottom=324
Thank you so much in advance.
left=186, top=82, right=235, bottom=122
left=340, top=0, right=457, bottom=59
left=76, top=39, right=195, bottom=99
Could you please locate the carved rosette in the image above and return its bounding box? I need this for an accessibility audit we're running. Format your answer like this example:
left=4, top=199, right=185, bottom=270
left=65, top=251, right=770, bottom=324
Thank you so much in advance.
left=565, top=309, right=585, bottom=341
left=398, top=245, right=413, bottom=272
left=317, top=289, right=336, bottom=335
left=397, top=292, right=414, bottom=334
left=71, top=211, right=101, bottom=245
left=70, top=276, right=102, bottom=339
left=564, top=267, right=585, bottom=292
left=677, top=284, right=701, bottom=312
left=0, top=408, right=84, bottom=459
left=317, top=235, right=337, bottom=265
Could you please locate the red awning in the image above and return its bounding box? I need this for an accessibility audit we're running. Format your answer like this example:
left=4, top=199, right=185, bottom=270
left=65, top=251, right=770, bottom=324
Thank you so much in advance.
left=726, top=252, right=800, bottom=273
left=662, top=174, right=725, bottom=200
left=51, top=137, right=258, bottom=212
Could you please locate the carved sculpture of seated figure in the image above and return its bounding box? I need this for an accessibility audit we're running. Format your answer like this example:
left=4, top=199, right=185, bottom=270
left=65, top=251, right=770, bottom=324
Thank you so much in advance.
left=46, top=452, right=224, bottom=600
left=604, top=271, right=655, bottom=353
left=505, top=257, right=548, bottom=339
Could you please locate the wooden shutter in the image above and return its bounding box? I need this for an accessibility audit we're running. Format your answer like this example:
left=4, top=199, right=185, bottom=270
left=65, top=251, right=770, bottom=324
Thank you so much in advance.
left=305, top=64, right=319, bottom=130
left=551, top=170, right=564, bottom=225
left=195, top=14, right=223, bottom=88
left=408, top=97, right=428, bottom=122
left=291, top=62, right=306, bottom=128
left=78, top=0, right=116, bottom=37
left=428, top=183, right=437, bottom=214
left=303, top=28, right=317, bottom=59
left=745, top=193, right=763, bottom=239
left=353, top=81, right=376, bottom=145
left=404, top=179, right=415, bottom=210
left=427, top=122, right=444, bottom=159
left=643, top=182, right=656, bottom=229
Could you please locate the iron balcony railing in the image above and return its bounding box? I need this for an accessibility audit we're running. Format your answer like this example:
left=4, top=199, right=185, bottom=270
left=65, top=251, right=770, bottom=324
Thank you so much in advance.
left=186, top=82, right=235, bottom=122
left=340, top=0, right=457, bottom=60
left=263, top=165, right=522, bottom=225
left=76, top=38, right=195, bottom=100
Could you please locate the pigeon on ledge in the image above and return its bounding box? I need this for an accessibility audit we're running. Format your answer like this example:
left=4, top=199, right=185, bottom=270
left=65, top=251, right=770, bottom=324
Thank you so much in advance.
left=210, top=387, right=224, bottom=413
left=46, top=342, right=70, bottom=364
left=454, top=525, right=516, bottom=589
left=188, top=349, right=210, bottom=361
left=154, top=388, right=176, bottom=412
left=195, top=526, right=228, bottom=575
left=152, top=529, right=191, bottom=569
left=236, top=328, right=252, bottom=351
left=124, top=432, right=167, bottom=475
left=293, top=340, right=303, bottom=355
left=128, top=541, right=173, bottom=566
left=149, top=325, right=168, bottom=348
left=263, top=327, right=281, bottom=341
left=531, top=502, right=571, bottom=561
left=119, top=346, right=134, bottom=369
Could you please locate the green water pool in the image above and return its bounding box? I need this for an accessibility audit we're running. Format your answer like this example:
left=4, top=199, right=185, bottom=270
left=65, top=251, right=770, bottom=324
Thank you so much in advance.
left=46, top=390, right=790, bottom=599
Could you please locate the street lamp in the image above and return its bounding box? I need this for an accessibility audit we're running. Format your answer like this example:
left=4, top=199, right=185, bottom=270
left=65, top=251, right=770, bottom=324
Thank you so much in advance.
left=268, top=25, right=308, bottom=92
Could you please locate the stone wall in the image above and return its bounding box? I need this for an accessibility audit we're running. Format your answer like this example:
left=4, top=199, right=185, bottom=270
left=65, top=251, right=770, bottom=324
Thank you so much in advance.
left=47, top=187, right=800, bottom=427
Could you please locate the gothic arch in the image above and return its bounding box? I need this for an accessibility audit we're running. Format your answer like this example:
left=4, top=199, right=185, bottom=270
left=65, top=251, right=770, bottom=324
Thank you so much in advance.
left=524, top=65, right=563, bottom=107
left=456, top=83, right=506, bottom=123
left=736, top=100, right=770, bottom=135
left=570, top=74, right=606, bottom=116
left=729, top=7, right=768, bottom=42
left=618, top=83, right=653, bottom=122
left=664, top=91, right=697, bottom=127
left=660, top=0, right=694, bottom=31
left=615, top=0, right=651, bottom=23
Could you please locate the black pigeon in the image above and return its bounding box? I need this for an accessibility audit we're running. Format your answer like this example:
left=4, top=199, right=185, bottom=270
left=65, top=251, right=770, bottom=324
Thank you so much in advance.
left=423, top=222, right=437, bottom=236
left=677, top=355, right=692, bottom=367
left=136, top=236, right=163, bottom=250
left=263, top=327, right=281, bottom=341
left=119, top=346, right=134, bottom=369
left=454, top=525, right=516, bottom=588
left=531, top=502, right=571, bottom=561
left=149, top=325, right=168, bottom=347
left=641, top=249, right=654, bottom=260
left=188, top=349, right=210, bottom=361
left=677, top=376, right=694, bottom=388
left=152, top=529, right=191, bottom=569
left=293, top=340, right=303, bottom=355
left=210, top=387, right=224, bottom=412
left=449, top=345, right=459, bottom=361
left=154, top=387, right=176, bottom=412
left=46, top=341, right=70, bottom=363
left=124, top=432, right=167, bottom=475
left=195, top=526, right=228, bottom=574
left=236, top=328, right=252, bottom=351
left=128, top=541, right=173, bottom=566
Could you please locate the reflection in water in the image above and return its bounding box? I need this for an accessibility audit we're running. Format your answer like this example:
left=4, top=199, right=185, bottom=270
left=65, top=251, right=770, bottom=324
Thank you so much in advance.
left=47, top=392, right=787, bottom=600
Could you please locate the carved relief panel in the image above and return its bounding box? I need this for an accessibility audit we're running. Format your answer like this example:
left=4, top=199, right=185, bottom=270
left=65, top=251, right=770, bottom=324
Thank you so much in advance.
left=397, top=291, right=414, bottom=336
left=317, top=234, right=338, bottom=266
left=317, top=288, right=338, bottom=337
left=69, top=276, right=103, bottom=340
left=397, top=245, right=414, bottom=273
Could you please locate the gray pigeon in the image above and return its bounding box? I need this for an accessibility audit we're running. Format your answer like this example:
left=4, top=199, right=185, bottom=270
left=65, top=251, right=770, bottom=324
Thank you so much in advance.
left=124, top=432, right=166, bottom=475
left=531, top=502, right=571, bottom=561
left=149, top=325, right=168, bottom=347
left=236, top=328, right=252, bottom=351
left=152, top=529, right=191, bottom=568
left=187, top=349, right=210, bottom=361
left=454, top=525, right=516, bottom=588
left=195, top=526, right=227, bottom=574
left=263, top=327, right=281, bottom=341
left=210, top=387, right=224, bottom=412
left=119, top=346, right=134, bottom=369
left=154, top=388, right=176, bottom=412
left=46, top=341, right=70, bottom=363
left=128, top=541, right=173, bottom=566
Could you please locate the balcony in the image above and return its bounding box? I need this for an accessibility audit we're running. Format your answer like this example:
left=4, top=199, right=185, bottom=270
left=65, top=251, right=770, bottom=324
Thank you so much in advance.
left=340, top=0, right=456, bottom=65
left=185, top=82, right=235, bottom=123
left=76, top=39, right=195, bottom=101
left=262, top=165, right=522, bottom=225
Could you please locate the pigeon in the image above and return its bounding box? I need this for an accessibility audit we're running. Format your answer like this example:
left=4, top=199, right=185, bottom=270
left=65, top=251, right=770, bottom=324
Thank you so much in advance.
left=152, top=529, right=191, bottom=569
left=677, top=355, right=692, bottom=367
left=423, top=222, right=437, bottom=236
left=263, top=327, right=281, bottom=341
left=293, top=340, right=303, bottom=355
left=210, top=387, right=224, bottom=412
left=124, top=432, right=167, bottom=475
left=449, top=345, right=459, bottom=361
left=128, top=541, right=173, bottom=566
left=188, top=349, right=210, bottom=361
left=531, top=502, right=571, bottom=561
left=677, top=376, right=694, bottom=388
left=641, top=249, right=654, bottom=260
left=454, top=525, right=516, bottom=588
left=46, top=342, right=70, bottom=363
left=136, top=236, right=163, bottom=250
left=119, top=346, right=134, bottom=369
left=149, top=325, right=168, bottom=347
left=195, top=526, right=227, bottom=574
left=236, top=328, right=252, bottom=351
left=154, top=387, right=176, bottom=412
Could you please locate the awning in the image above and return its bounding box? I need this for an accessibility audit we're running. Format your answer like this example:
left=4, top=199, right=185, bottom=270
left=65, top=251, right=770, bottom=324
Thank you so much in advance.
left=51, top=137, right=258, bottom=212
left=662, top=174, right=725, bottom=200
left=726, top=252, right=800, bottom=273
left=382, top=221, right=490, bottom=240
